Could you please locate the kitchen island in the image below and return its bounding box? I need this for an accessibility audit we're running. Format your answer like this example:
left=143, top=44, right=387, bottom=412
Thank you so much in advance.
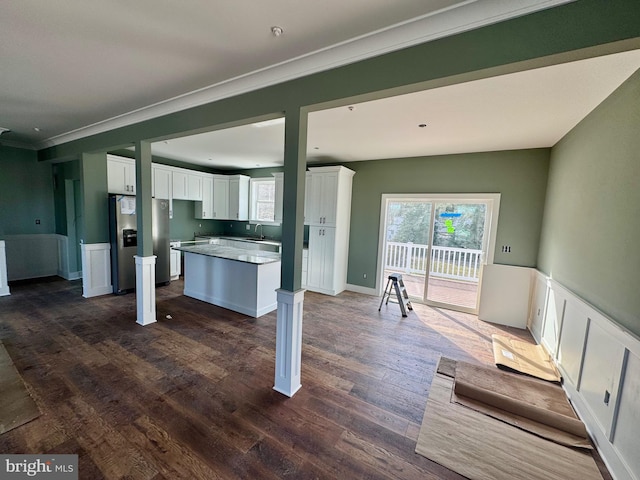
left=173, top=243, right=281, bottom=318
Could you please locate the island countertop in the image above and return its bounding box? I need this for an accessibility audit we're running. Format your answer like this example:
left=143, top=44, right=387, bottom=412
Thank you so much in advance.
left=173, top=243, right=280, bottom=265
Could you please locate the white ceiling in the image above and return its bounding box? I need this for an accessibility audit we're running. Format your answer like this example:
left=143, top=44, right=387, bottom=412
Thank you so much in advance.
left=149, top=49, right=640, bottom=169
left=2, top=0, right=638, bottom=168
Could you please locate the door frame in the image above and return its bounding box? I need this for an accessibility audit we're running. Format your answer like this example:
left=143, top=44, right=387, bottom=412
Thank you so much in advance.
left=376, top=193, right=501, bottom=313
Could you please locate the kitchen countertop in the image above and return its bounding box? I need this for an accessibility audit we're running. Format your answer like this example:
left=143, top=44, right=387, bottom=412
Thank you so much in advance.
left=173, top=243, right=281, bottom=265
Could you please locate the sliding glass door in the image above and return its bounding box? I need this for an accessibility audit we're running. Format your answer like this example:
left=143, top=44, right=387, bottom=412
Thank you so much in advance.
left=380, top=194, right=499, bottom=314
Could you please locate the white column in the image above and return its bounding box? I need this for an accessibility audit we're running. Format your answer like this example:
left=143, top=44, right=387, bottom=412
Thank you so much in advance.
left=135, top=255, right=157, bottom=326
left=0, top=241, right=10, bottom=296
left=273, top=288, right=305, bottom=397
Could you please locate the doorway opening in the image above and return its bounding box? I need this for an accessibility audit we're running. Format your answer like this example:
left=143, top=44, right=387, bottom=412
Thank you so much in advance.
left=378, top=194, right=500, bottom=314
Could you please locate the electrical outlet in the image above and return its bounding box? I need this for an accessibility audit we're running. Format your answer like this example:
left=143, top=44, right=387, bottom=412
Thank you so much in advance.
left=35, top=219, right=40, bottom=225
left=501, top=245, right=512, bottom=253
left=363, top=273, right=367, bottom=279
left=246, top=224, right=251, bottom=230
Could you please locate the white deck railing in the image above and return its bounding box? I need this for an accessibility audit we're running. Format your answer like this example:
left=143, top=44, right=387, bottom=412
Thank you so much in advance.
left=384, top=242, right=482, bottom=282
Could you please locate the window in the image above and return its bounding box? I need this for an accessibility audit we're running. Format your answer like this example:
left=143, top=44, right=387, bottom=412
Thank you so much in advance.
left=250, top=178, right=276, bottom=223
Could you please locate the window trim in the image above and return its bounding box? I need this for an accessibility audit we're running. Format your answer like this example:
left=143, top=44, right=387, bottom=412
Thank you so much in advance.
left=249, top=177, right=279, bottom=225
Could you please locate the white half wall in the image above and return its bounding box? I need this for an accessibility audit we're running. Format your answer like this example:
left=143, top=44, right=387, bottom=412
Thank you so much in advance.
left=478, top=264, right=533, bottom=328
left=81, top=243, right=112, bottom=298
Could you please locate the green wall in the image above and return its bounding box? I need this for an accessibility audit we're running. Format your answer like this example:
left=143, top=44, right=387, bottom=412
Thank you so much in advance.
left=0, top=145, right=54, bottom=236
left=538, top=69, right=640, bottom=337
left=169, top=200, right=223, bottom=241
left=345, top=149, right=550, bottom=288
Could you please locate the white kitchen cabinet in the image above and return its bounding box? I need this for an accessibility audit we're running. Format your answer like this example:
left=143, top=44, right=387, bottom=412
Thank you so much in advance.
left=170, top=241, right=181, bottom=280
left=273, top=172, right=284, bottom=224
left=212, top=176, right=229, bottom=219
left=172, top=169, right=188, bottom=199
left=195, top=175, right=214, bottom=219
left=173, top=168, right=204, bottom=201
left=306, top=168, right=339, bottom=226
left=229, top=175, right=250, bottom=220
left=303, top=166, right=354, bottom=295
left=307, top=227, right=336, bottom=293
left=107, top=155, right=136, bottom=194
left=152, top=164, right=172, bottom=200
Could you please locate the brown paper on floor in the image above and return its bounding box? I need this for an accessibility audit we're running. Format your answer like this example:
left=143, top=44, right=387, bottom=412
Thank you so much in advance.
left=416, top=360, right=603, bottom=480
left=0, top=341, right=40, bottom=435
left=492, top=334, right=561, bottom=382
left=453, top=361, right=591, bottom=449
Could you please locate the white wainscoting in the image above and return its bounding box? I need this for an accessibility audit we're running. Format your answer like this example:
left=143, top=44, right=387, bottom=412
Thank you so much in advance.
left=0, top=241, right=10, bottom=296
left=3, top=234, right=59, bottom=281
left=56, top=235, right=82, bottom=280
left=81, top=243, right=112, bottom=298
left=529, top=271, right=640, bottom=480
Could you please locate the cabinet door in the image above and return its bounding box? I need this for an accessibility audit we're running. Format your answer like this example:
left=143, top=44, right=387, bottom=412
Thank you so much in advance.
left=172, top=170, right=188, bottom=200
left=229, top=176, right=249, bottom=220
left=307, top=226, right=335, bottom=291
left=317, top=172, right=338, bottom=226
left=212, top=177, right=229, bottom=219
left=187, top=173, right=203, bottom=201
left=152, top=165, right=172, bottom=199
left=306, top=172, right=338, bottom=226
left=107, top=157, right=136, bottom=194
left=195, top=176, right=213, bottom=219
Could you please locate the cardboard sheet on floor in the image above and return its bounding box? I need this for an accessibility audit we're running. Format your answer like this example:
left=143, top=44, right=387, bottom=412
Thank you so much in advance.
left=492, top=334, right=561, bottom=382
left=0, top=341, right=40, bottom=435
left=415, top=359, right=603, bottom=480
left=453, top=361, right=591, bottom=449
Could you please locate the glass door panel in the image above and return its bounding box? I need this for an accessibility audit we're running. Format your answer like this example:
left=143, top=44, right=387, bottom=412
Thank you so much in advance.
left=425, top=202, right=487, bottom=311
left=383, top=201, right=432, bottom=300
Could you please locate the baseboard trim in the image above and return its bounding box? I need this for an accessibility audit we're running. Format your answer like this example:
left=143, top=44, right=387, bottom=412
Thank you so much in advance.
left=346, top=283, right=377, bottom=296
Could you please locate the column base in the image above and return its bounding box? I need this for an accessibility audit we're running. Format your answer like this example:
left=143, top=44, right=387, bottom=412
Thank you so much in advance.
left=135, top=255, right=157, bottom=326
left=273, top=288, right=305, bottom=397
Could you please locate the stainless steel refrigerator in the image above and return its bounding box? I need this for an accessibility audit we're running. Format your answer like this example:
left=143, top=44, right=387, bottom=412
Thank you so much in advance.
left=109, top=195, right=170, bottom=294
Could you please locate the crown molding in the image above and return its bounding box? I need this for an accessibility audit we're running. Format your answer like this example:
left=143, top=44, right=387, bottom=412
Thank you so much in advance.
left=39, top=0, right=573, bottom=150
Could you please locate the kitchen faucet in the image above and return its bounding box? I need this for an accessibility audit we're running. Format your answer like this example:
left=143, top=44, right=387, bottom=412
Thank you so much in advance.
left=255, top=223, right=264, bottom=240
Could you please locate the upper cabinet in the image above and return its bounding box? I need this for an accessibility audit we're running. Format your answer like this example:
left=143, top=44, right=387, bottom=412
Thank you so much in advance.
left=194, top=175, right=229, bottom=220
left=107, top=155, right=136, bottom=195
left=173, top=167, right=203, bottom=201
left=212, top=176, right=229, bottom=219
left=152, top=164, right=172, bottom=200
left=195, top=175, right=214, bottom=219
left=305, top=166, right=354, bottom=227
left=229, top=175, right=250, bottom=221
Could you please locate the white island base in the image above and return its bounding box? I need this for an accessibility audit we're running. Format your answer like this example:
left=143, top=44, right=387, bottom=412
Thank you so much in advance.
left=182, top=251, right=281, bottom=318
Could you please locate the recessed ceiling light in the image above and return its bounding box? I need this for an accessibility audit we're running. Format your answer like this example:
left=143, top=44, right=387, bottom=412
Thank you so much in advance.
left=34, top=127, right=41, bottom=132
left=418, top=123, right=427, bottom=128
left=271, top=26, right=284, bottom=37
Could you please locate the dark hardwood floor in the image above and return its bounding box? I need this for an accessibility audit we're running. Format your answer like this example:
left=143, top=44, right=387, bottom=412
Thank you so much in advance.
left=0, top=277, right=560, bottom=479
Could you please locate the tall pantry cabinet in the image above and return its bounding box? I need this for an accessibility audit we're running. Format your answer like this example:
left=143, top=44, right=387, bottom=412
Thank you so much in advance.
left=304, top=166, right=355, bottom=296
